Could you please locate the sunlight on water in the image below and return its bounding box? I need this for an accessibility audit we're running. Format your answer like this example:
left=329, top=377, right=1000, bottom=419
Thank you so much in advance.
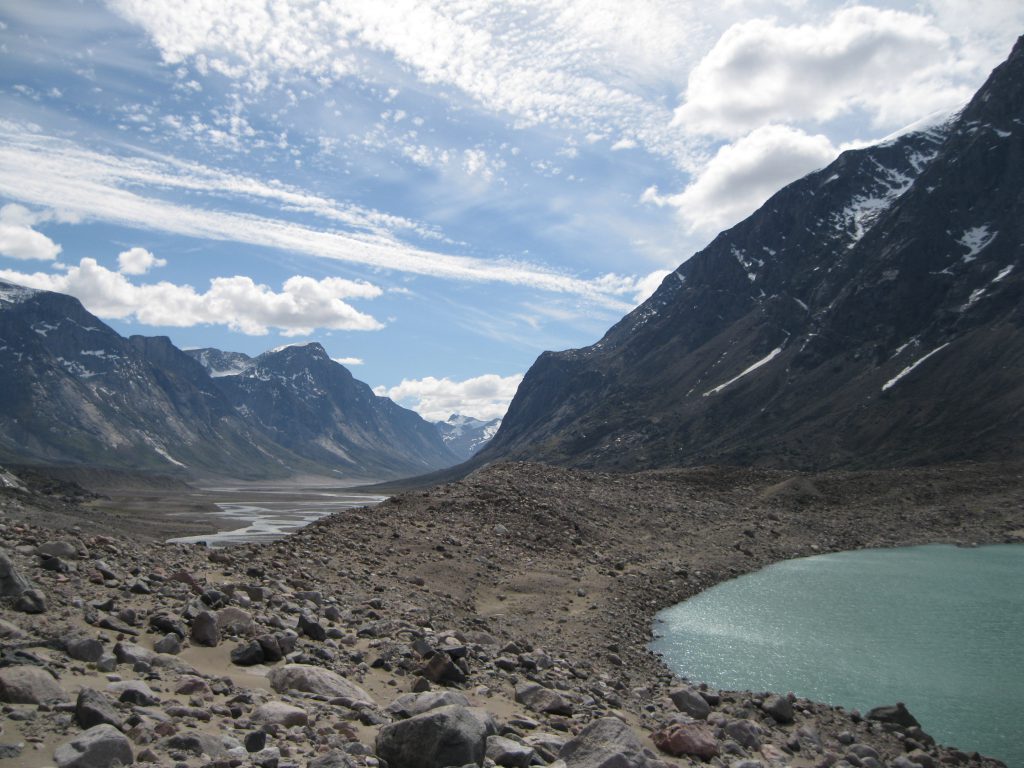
left=651, top=544, right=1024, bottom=767
left=167, top=493, right=385, bottom=546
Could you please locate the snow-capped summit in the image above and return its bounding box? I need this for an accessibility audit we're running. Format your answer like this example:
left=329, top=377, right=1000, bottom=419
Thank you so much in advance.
left=435, top=414, right=502, bottom=461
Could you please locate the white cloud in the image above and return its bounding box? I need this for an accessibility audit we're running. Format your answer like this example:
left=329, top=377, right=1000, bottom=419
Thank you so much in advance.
left=332, top=356, right=364, bottom=366
left=374, top=372, right=524, bottom=422
left=631, top=269, right=672, bottom=304
left=0, top=259, right=384, bottom=335
left=674, top=7, right=969, bottom=138
left=0, top=203, right=62, bottom=260
left=117, top=246, right=166, bottom=274
left=646, top=125, right=839, bottom=235
left=0, top=125, right=643, bottom=310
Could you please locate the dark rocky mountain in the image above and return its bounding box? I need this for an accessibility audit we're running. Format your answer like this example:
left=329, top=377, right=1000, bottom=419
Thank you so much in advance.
left=435, top=414, right=501, bottom=461
left=0, top=287, right=459, bottom=480
left=0, top=281, right=300, bottom=478
left=185, top=347, right=254, bottom=377
left=211, top=343, right=459, bottom=479
left=477, top=37, right=1024, bottom=472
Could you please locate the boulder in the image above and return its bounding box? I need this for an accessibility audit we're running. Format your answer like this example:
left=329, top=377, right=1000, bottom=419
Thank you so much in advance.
left=217, top=606, right=256, bottom=636
left=75, top=688, right=123, bottom=729
left=309, top=752, right=358, bottom=768
left=560, top=717, right=662, bottom=768
left=36, top=540, right=80, bottom=559
left=54, top=724, right=133, bottom=768
left=723, top=720, right=762, bottom=750
left=253, top=701, right=309, bottom=728
left=153, top=633, right=181, bottom=655
left=651, top=722, right=718, bottom=760
left=866, top=702, right=920, bottom=729
left=107, top=680, right=159, bottom=706
left=14, top=588, right=46, bottom=614
left=375, top=705, right=497, bottom=768
left=386, top=690, right=471, bottom=719
left=487, top=734, right=535, bottom=768
left=762, top=694, right=794, bottom=724
left=267, top=664, right=374, bottom=706
left=515, top=683, right=573, bottom=716
left=65, top=637, right=105, bottom=663
left=191, top=610, right=219, bottom=647
left=298, top=612, right=327, bottom=641
left=0, top=618, right=25, bottom=639
left=0, top=665, right=67, bottom=704
left=669, top=686, right=711, bottom=720
left=0, top=549, right=32, bottom=597
left=231, top=640, right=265, bottom=666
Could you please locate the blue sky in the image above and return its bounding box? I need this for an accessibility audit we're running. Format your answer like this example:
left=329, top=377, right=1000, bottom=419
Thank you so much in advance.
left=0, top=0, right=1020, bottom=420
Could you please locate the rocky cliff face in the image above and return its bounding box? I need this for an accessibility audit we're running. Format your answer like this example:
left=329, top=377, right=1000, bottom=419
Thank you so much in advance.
left=0, top=282, right=295, bottom=477
left=479, top=37, right=1024, bottom=471
left=211, top=343, right=458, bottom=479
left=0, top=287, right=458, bottom=480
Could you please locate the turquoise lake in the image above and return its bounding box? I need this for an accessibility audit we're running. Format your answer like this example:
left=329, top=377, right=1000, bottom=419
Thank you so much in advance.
left=650, top=544, right=1024, bottom=767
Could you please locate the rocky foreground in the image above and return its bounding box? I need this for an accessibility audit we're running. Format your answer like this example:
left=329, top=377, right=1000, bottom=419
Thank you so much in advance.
left=1, top=461, right=1022, bottom=768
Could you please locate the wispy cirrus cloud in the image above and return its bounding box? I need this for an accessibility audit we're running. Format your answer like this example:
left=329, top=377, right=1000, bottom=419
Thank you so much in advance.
left=0, top=124, right=651, bottom=309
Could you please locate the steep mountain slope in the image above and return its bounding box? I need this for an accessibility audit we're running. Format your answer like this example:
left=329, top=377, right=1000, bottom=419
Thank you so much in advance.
left=479, top=37, right=1024, bottom=471
left=185, top=347, right=254, bottom=377
left=0, top=281, right=298, bottom=477
left=212, top=343, right=459, bottom=479
left=435, top=414, right=501, bottom=461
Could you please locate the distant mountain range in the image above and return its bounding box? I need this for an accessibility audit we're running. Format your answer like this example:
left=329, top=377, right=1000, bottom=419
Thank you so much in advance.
left=0, top=286, right=462, bottom=481
left=474, top=36, right=1024, bottom=472
left=434, top=414, right=502, bottom=461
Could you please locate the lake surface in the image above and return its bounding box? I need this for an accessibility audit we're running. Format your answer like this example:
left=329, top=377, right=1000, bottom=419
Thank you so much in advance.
left=650, top=544, right=1024, bottom=767
left=166, top=491, right=386, bottom=547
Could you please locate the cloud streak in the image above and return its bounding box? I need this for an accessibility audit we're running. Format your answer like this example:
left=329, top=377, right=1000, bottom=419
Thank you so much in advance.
left=0, top=124, right=644, bottom=309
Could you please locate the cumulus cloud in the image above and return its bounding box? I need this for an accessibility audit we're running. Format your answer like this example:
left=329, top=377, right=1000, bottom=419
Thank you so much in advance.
left=644, top=125, right=839, bottom=235
left=631, top=269, right=673, bottom=304
left=374, top=373, right=524, bottom=422
left=674, top=7, right=968, bottom=137
left=0, top=203, right=62, bottom=260
left=0, top=259, right=384, bottom=335
left=332, top=356, right=364, bottom=366
left=117, top=246, right=167, bottom=274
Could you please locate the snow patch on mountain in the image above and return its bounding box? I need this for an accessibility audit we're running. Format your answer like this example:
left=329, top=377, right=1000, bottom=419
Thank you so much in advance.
left=703, top=347, right=783, bottom=397
left=882, top=343, right=950, bottom=391
left=957, top=225, right=996, bottom=261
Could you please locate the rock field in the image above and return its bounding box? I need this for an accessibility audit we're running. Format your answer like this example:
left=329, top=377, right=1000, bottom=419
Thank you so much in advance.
left=1, top=461, right=1022, bottom=768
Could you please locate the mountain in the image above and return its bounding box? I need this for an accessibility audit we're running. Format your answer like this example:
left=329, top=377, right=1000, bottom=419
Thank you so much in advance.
left=210, top=343, right=459, bottom=479
left=0, top=285, right=460, bottom=480
left=185, top=347, right=254, bottom=377
left=0, top=281, right=299, bottom=477
left=435, top=414, right=501, bottom=461
left=477, top=37, right=1024, bottom=472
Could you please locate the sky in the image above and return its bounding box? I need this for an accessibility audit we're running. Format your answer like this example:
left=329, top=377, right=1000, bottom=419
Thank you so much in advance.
left=0, top=1, right=1020, bottom=422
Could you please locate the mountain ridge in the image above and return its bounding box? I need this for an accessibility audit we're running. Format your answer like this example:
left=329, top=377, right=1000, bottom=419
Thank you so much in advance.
left=474, top=36, right=1024, bottom=472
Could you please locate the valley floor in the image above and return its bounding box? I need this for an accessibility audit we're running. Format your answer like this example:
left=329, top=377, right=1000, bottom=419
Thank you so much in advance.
left=1, top=461, right=1022, bottom=768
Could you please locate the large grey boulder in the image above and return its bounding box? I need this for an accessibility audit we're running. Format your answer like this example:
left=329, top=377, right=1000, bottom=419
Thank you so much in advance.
left=669, top=686, right=711, bottom=720
left=54, top=724, right=133, bottom=768
left=375, top=705, right=497, bottom=768
left=385, top=690, right=471, bottom=719
left=487, top=734, right=536, bottom=768
left=268, top=664, right=374, bottom=706
left=515, top=683, right=573, bottom=716
left=75, top=688, right=123, bottom=729
left=191, top=610, right=220, bottom=647
left=0, top=665, right=67, bottom=704
left=252, top=701, right=309, bottom=727
left=560, top=717, right=663, bottom=768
